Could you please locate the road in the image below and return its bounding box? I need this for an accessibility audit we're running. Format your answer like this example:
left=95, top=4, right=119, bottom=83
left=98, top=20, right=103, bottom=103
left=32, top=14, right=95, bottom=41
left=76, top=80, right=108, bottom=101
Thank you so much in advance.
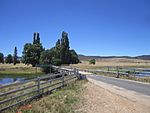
left=60, top=67, right=150, bottom=96
left=87, top=75, right=150, bottom=96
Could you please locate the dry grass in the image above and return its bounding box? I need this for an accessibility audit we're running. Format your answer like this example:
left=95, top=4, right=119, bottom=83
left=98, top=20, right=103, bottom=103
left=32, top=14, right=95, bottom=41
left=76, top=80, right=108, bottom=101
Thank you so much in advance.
left=0, top=63, right=42, bottom=76
left=0, top=63, right=31, bottom=69
left=71, top=58, right=150, bottom=69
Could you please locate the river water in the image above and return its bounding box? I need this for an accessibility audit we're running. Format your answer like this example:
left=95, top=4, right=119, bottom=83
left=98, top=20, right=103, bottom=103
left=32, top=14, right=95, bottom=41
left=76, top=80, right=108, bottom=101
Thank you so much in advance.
left=0, top=77, right=25, bottom=85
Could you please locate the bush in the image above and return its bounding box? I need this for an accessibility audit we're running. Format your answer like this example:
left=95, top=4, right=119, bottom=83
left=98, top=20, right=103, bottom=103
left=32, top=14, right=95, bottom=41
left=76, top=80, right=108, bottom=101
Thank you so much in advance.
left=89, top=59, right=96, bottom=65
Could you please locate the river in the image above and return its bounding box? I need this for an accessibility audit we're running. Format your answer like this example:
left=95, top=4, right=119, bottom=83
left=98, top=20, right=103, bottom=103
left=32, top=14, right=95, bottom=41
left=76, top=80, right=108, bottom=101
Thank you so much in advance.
left=0, top=77, right=26, bottom=85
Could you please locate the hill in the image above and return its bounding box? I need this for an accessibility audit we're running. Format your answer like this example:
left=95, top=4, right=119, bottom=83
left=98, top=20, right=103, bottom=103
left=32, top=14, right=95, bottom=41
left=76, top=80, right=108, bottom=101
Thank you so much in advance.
left=78, top=54, right=150, bottom=61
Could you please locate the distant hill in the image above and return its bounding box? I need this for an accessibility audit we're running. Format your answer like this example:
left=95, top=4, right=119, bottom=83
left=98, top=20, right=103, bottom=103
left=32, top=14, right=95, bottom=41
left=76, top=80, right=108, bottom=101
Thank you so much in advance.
left=78, top=54, right=150, bottom=61
left=135, top=55, right=150, bottom=60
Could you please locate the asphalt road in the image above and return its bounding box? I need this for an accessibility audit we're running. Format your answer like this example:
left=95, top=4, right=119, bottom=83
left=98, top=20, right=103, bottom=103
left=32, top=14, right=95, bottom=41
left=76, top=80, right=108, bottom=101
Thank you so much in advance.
left=87, top=75, right=150, bottom=96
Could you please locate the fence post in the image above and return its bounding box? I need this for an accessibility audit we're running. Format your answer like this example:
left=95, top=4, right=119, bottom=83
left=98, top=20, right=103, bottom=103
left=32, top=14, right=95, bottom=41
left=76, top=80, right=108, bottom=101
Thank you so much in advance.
left=133, top=69, right=135, bottom=78
left=107, top=66, right=109, bottom=72
left=62, top=73, right=65, bottom=87
left=36, top=67, right=38, bottom=73
left=116, top=66, right=119, bottom=78
left=37, top=77, right=40, bottom=96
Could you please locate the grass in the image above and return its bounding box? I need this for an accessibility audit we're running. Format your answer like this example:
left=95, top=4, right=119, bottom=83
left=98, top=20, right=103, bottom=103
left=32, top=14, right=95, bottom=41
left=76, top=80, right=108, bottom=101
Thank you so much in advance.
left=0, top=63, right=43, bottom=78
left=4, top=80, right=86, bottom=113
left=71, top=58, right=150, bottom=69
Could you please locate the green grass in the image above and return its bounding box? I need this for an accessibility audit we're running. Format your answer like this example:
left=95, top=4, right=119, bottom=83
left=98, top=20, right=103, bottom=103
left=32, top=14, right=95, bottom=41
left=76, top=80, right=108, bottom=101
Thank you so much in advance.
left=4, top=80, right=86, bottom=113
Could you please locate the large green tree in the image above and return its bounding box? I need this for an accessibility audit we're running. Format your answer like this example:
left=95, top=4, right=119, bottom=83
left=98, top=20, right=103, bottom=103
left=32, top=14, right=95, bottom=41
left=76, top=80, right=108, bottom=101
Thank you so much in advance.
left=13, top=46, right=18, bottom=65
left=60, top=31, right=70, bottom=64
left=5, top=54, right=13, bottom=64
left=22, top=33, right=43, bottom=67
left=0, top=52, right=4, bottom=64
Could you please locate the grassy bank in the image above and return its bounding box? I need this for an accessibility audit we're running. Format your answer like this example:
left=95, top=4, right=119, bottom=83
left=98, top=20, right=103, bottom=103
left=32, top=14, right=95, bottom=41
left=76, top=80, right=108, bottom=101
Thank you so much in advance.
left=0, top=64, right=43, bottom=78
left=5, top=80, right=86, bottom=113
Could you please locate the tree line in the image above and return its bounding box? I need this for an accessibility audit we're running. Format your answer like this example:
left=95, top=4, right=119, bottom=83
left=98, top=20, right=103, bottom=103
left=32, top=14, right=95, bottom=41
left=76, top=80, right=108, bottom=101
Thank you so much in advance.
left=0, top=46, right=18, bottom=65
left=22, top=31, right=79, bottom=67
left=0, top=31, right=79, bottom=68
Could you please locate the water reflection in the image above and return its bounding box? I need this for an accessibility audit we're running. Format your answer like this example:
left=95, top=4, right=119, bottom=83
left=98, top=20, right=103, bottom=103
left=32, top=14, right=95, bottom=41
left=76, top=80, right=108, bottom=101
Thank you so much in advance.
left=0, top=77, right=25, bottom=85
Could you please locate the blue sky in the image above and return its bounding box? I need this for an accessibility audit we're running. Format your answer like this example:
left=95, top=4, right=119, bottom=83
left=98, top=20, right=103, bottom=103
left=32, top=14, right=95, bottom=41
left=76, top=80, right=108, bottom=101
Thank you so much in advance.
left=0, top=0, right=150, bottom=56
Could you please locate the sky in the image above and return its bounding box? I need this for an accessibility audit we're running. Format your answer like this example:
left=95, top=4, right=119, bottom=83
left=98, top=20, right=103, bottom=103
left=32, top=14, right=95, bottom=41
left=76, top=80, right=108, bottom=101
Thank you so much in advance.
left=0, top=0, right=150, bottom=56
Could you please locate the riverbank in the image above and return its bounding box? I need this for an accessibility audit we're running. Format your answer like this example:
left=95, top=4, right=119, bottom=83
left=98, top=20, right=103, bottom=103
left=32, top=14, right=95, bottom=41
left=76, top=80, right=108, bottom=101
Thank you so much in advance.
left=0, top=64, right=44, bottom=85
left=0, top=64, right=42, bottom=76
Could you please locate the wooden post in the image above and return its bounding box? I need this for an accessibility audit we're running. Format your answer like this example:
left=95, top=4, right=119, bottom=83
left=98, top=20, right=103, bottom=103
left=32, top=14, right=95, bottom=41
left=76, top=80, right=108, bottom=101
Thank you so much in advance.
left=107, top=66, right=109, bottom=72
left=116, top=66, right=119, bottom=78
left=37, top=77, right=40, bottom=96
left=62, top=73, right=65, bottom=87
left=73, top=68, right=76, bottom=75
left=36, top=67, right=38, bottom=73
left=133, top=69, right=135, bottom=78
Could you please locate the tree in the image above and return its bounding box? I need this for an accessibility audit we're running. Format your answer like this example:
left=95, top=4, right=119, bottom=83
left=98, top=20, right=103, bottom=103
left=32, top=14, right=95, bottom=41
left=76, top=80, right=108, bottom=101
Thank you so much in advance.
left=13, top=46, right=18, bottom=65
left=55, top=39, right=61, bottom=59
left=33, top=32, right=40, bottom=44
left=40, top=49, right=53, bottom=73
left=22, top=43, right=43, bottom=67
left=36, top=33, right=40, bottom=44
left=22, top=31, right=79, bottom=68
left=60, top=31, right=70, bottom=64
left=70, top=49, right=79, bottom=64
left=22, top=33, right=43, bottom=67
left=5, top=54, right=13, bottom=64
left=0, top=52, right=4, bottom=64
left=40, top=49, right=52, bottom=65
left=89, top=59, right=96, bottom=65
left=33, top=33, right=36, bottom=44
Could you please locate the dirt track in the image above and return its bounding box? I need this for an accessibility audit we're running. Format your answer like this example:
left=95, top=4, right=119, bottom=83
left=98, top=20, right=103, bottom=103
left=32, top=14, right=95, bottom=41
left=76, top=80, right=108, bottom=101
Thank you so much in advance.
left=77, top=82, right=150, bottom=113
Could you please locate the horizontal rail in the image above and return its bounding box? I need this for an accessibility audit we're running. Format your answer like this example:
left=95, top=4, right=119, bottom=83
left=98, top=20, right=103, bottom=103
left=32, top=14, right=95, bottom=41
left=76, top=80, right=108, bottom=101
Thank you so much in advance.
left=0, top=90, right=37, bottom=105
left=0, top=84, right=37, bottom=97
left=65, top=76, right=77, bottom=82
left=39, top=81, right=63, bottom=91
left=0, top=93, right=38, bottom=112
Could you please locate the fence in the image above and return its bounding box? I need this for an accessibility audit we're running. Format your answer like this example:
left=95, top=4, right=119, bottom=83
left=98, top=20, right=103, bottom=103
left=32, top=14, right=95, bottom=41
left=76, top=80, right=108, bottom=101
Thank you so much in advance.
left=76, top=66, right=150, bottom=79
left=0, top=67, right=80, bottom=112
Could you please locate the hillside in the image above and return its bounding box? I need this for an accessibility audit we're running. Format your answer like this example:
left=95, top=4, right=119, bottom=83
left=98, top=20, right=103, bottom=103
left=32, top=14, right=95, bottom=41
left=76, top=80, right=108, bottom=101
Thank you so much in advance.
left=78, top=54, right=150, bottom=61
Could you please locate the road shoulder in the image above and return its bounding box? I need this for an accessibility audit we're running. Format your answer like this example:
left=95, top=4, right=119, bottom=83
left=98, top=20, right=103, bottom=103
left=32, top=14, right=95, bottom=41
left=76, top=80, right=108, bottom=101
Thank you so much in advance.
left=77, top=81, right=150, bottom=113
